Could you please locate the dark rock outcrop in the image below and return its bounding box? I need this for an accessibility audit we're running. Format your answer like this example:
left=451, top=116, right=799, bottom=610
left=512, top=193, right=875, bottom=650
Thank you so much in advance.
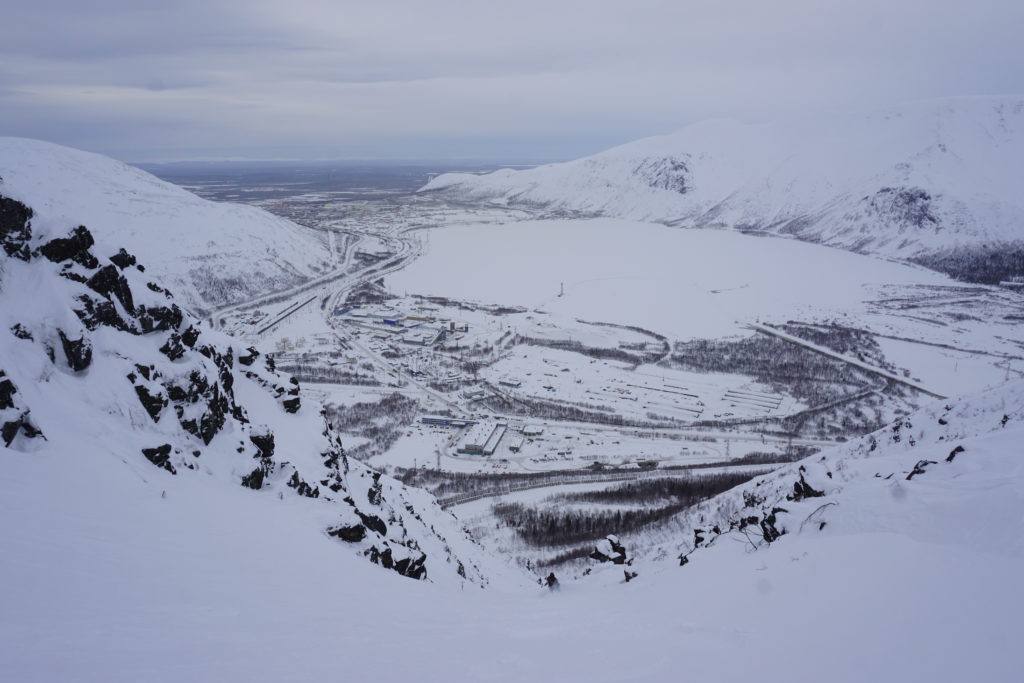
left=86, top=265, right=134, bottom=312
left=287, top=471, right=320, bottom=498
left=109, top=248, right=137, bottom=269
left=759, top=507, right=787, bottom=543
left=10, top=324, right=32, bottom=341
left=74, top=294, right=129, bottom=332
left=590, top=535, right=628, bottom=564
left=58, top=330, right=92, bottom=372
left=238, top=347, right=260, bottom=366
left=39, top=225, right=98, bottom=268
left=0, top=195, right=33, bottom=261
left=141, top=444, right=176, bottom=474
left=1, top=372, right=44, bottom=447
left=138, top=304, right=183, bottom=334
left=159, top=334, right=187, bottom=361
left=249, top=430, right=275, bottom=460
left=132, top=383, right=167, bottom=422
left=241, top=465, right=267, bottom=489
left=906, top=459, right=937, bottom=480
left=367, top=545, right=427, bottom=580
left=0, top=371, right=16, bottom=409
left=789, top=469, right=825, bottom=501
left=367, top=473, right=383, bottom=506
left=327, top=524, right=367, bottom=543
left=357, top=511, right=388, bottom=536
left=2, top=412, right=43, bottom=446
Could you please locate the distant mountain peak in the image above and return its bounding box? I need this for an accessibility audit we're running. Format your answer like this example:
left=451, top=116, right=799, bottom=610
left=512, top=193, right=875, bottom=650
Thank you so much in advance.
left=422, top=96, right=1024, bottom=284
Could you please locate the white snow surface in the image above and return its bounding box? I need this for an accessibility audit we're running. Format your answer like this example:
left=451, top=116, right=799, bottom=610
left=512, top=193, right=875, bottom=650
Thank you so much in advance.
left=3, top=125, right=1024, bottom=682
left=389, top=218, right=950, bottom=339
left=0, top=137, right=331, bottom=312
left=4, top=352, right=1022, bottom=681
left=423, top=96, right=1024, bottom=259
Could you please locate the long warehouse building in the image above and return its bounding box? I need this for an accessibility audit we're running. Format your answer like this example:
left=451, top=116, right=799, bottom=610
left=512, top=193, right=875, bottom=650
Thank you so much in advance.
left=458, top=422, right=508, bottom=456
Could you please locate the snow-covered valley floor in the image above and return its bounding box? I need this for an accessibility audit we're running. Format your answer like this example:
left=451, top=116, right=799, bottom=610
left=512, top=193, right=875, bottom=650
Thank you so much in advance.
left=388, top=218, right=952, bottom=340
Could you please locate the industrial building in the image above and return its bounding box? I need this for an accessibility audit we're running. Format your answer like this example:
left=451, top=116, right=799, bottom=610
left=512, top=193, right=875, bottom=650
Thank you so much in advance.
left=522, top=425, right=544, bottom=436
left=458, top=422, right=508, bottom=456
left=402, top=327, right=446, bottom=346
left=420, top=415, right=477, bottom=428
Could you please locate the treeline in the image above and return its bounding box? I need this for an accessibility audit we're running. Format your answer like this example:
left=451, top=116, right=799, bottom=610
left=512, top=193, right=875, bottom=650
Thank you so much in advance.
left=481, top=392, right=676, bottom=429
left=664, top=334, right=871, bottom=405
left=778, top=321, right=892, bottom=370
left=514, top=334, right=648, bottom=365
left=574, top=318, right=668, bottom=342
left=491, top=470, right=768, bottom=548
left=912, top=243, right=1024, bottom=285
left=278, top=363, right=381, bottom=386
left=410, top=294, right=526, bottom=316
left=549, top=471, right=760, bottom=506
left=393, top=467, right=604, bottom=498
left=732, top=448, right=817, bottom=464
left=344, top=280, right=393, bottom=305
left=483, top=376, right=694, bottom=429
left=393, top=456, right=796, bottom=501
left=323, top=392, right=419, bottom=461
left=492, top=499, right=691, bottom=547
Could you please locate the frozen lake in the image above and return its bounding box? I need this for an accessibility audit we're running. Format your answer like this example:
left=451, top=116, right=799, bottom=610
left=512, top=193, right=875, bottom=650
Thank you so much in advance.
left=390, top=218, right=950, bottom=339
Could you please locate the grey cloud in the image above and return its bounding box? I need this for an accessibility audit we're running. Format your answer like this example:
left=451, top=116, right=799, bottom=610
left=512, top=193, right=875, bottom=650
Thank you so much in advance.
left=1, top=0, right=1022, bottom=161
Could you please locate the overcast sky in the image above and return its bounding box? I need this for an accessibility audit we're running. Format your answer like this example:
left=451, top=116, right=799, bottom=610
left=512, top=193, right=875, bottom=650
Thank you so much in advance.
left=2, top=0, right=1022, bottom=162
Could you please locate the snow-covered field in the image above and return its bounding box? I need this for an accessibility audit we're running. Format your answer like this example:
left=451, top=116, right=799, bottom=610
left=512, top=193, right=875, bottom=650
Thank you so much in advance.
left=482, top=346, right=802, bottom=423
left=389, top=218, right=950, bottom=340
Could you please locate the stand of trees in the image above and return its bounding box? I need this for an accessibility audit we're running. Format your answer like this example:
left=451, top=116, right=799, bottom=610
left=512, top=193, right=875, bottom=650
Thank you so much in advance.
left=278, top=363, right=381, bottom=386
left=322, top=392, right=418, bottom=461
left=663, top=333, right=872, bottom=406
left=912, top=243, right=1024, bottom=285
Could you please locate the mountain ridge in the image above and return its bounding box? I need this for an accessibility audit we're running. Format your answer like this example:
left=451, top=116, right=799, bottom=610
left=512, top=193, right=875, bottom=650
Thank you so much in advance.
left=0, top=137, right=333, bottom=314
left=421, top=96, right=1024, bottom=283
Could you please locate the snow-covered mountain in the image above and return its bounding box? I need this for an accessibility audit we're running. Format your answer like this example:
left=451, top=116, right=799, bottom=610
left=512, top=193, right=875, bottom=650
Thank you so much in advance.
left=0, top=138, right=332, bottom=314
left=422, top=96, right=1024, bottom=282
left=0, top=191, right=500, bottom=586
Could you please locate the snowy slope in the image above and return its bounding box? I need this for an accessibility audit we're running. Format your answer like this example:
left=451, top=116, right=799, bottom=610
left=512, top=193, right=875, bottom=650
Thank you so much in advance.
left=0, top=138, right=331, bottom=313
left=0, top=192, right=505, bottom=589
left=423, top=96, right=1024, bottom=278
left=636, top=378, right=1024, bottom=566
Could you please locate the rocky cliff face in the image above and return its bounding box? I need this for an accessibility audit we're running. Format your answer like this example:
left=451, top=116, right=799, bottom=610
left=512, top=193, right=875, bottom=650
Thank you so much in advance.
left=0, top=192, right=495, bottom=585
